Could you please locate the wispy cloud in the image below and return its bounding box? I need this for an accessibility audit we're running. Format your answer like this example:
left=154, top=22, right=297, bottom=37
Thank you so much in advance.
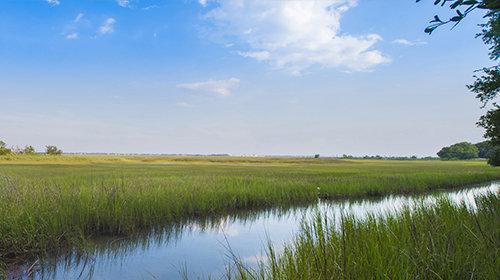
left=392, top=39, right=427, bottom=46
left=65, top=32, right=78, bottom=40
left=62, top=13, right=84, bottom=40
left=116, top=0, right=130, bottom=8
left=201, top=0, right=389, bottom=74
left=175, top=102, right=194, bottom=108
left=199, top=0, right=208, bottom=7
left=98, top=18, right=116, bottom=35
left=46, top=0, right=60, bottom=6
left=238, top=51, right=270, bottom=61
left=142, top=5, right=159, bottom=11
left=177, top=78, right=240, bottom=96
left=74, top=13, right=84, bottom=23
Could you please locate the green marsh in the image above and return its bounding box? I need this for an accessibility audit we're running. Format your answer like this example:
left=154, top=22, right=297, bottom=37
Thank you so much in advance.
left=230, top=192, right=499, bottom=279
left=0, top=155, right=498, bottom=262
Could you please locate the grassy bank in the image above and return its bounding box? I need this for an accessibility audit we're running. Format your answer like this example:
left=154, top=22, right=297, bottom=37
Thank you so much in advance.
left=0, top=155, right=499, bottom=260
left=230, top=193, right=500, bottom=279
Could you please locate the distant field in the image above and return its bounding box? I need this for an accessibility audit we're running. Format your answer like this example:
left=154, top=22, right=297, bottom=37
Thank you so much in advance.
left=0, top=155, right=499, bottom=261
left=0, top=154, right=355, bottom=165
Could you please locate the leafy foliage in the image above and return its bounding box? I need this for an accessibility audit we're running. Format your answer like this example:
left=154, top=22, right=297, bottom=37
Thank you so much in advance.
left=0, top=141, right=36, bottom=156
left=468, top=67, right=500, bottom=106
left=419, top=0, right=499, bottom=105
left=478, top=106, right=500, bottom=144
left=437, top=142, right=479, bottom=159
left=45, top=145, right=62, bottom=155
left=478, top=107, right=500, bottom=165
left=0, top=141, right=11, bottom=156
left=487, top=145, right=500, bottom=165
left=0, top=148, right=11, bottom=156
left=475, top=140, right=495, bottom=157
left=22, top=146, right=36, bottom=155
left=419, top=0, right=499, bottom=166
left=418, top=1, right=500, bottom=36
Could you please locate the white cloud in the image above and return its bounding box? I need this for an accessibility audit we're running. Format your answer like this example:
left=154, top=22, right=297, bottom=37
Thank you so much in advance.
left=116, top=0, right=130, bottom=8
left=199, top=0, right=208, bottom=7
left=99, top=18, right=116, bottom=35
left=177, top=78, right=240, bottom=96
left=238, top=51, right=270, bottom=61
left=61, top=13, right=84, bottom=40
left=175, top=102, right=194, bottom=108
left=392, top=39, right=427, bottom=46
left=201, top=0, right=389, bottom=74
left=46, top=0, right=60, bottom=6
left=142, top=5, right=158, bottom=11
left=74, top=13, right=84, bottom=23
left=66, top=32, right=78, bottom=40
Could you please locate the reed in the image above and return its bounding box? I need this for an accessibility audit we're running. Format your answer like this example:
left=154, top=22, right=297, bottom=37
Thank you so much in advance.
left=0, top=155, right=498, bottom=261
left=230, top=193, right=500, bottom=279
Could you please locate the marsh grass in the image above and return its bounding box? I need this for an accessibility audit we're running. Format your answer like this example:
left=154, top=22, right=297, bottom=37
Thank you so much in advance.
left=229, top=193, right=500, bottom=279
left=0, top=155, right=499, bottom=262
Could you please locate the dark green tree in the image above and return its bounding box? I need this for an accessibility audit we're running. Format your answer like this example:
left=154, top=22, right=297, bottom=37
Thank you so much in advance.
left=45, top=145, right=62, bottom=155
left=478, top=108, right=500, bottom=144
left=487, top=146, right=500, bottom=165
left=418, top=0, right=499, bottom=165
left=475, top=140, right=494, bottom=157
left=437, top=142, right=479, bottom=159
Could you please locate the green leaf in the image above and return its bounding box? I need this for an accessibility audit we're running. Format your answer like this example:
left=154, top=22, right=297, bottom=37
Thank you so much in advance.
left=425, top=26, right=438, bottom=34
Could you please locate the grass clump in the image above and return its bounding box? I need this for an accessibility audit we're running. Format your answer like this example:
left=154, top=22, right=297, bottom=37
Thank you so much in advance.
left=230, top=193, right=499, bottom=279
left=0, top=156, right=499, bottom=261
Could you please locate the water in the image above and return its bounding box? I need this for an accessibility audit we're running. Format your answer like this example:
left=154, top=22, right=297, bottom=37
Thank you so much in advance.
left=6, top=182, right=499, bottom=280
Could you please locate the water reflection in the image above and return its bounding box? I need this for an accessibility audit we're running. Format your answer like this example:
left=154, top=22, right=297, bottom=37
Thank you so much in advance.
left=4, top=182, right=499, bottom=280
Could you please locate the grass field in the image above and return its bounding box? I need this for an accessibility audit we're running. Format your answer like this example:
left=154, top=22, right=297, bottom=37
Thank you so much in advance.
left=0, top=155, right=499, bottom=262
left=230, top=193, right=500, bottom=279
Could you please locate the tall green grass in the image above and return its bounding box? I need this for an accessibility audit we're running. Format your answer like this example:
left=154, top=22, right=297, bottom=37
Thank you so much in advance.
left=0, top=156, right=499, bottom=261
left=229, top=193, right=500, bottom=279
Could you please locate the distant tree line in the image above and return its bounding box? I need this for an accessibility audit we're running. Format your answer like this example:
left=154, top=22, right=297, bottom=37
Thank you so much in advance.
left=0, top=140, right=62, bottom=155
left=437, top=141, right=497, bottom=163
left=341, top=155, right=431, bottom=160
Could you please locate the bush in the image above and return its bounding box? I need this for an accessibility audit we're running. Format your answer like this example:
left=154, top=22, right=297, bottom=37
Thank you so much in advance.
left=0, top=147, right=11, bottom=156
left=0, top=140, right=11, bottom=156
left=45, top=145, right=62, bottom=155
left=23, top=146, right=36, bottom=155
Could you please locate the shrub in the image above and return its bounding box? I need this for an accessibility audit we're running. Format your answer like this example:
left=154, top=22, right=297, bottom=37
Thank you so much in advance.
left=0, top=140, right=11, bottom=156
left=23, top=146, right=36, bottom=155
left=45, top=145, right=62, bottom=155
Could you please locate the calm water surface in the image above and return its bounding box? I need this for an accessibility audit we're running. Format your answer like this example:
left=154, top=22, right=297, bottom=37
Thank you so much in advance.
left=6, top=182, right=499, bottom=280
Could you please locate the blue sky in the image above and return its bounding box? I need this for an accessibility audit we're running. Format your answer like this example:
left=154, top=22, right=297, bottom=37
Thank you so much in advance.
left=0, top=0, right=495, bottom=156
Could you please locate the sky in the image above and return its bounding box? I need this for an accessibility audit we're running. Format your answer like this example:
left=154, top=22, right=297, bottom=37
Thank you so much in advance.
left=0, top=0, right=496, bottom=156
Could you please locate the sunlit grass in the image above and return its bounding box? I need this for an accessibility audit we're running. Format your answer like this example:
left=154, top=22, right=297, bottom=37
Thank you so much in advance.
left=230, top=193, right=499, bottom=279
left=0, top=155, right=498, bottom=261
